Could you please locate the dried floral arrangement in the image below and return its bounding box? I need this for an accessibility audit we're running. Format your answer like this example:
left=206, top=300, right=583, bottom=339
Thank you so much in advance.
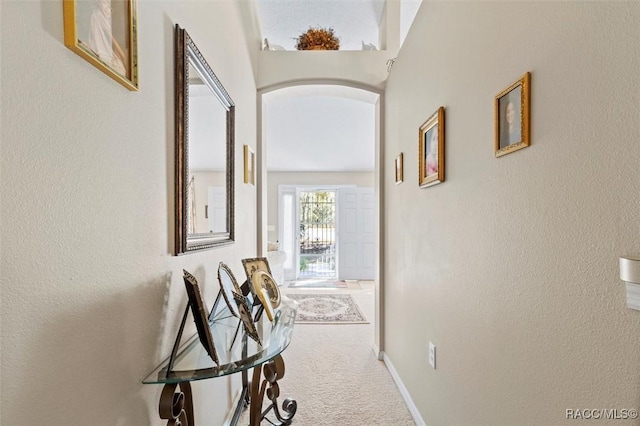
left=295, top=27, right=340, bottom=50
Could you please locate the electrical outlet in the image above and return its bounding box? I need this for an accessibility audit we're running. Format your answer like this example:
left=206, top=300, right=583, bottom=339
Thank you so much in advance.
left=428, top=341, right=436, bottom=369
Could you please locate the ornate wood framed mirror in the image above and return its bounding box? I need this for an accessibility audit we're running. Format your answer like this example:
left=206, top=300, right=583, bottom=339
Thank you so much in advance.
left=175, top=24, right=235, bottom=254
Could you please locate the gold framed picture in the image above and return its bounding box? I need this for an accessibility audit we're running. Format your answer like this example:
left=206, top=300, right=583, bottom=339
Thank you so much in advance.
left=63, top=0, right=139, bottom=91
left=241, top=257, right=272, bottom=292
left=244, top=145, right=255, bottom=185
left=419, top=107, right=445, bottom=188
left=495, top=72, right=530, bottom=157
left=241, top=257, right=273, bottom=281
left=395, top=153, right=404, bottom=185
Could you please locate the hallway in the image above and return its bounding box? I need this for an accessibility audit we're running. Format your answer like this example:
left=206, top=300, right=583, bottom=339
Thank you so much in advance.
left=241, top=282, right=415, bottom=425
left=3, top=2, right=639, bottom=425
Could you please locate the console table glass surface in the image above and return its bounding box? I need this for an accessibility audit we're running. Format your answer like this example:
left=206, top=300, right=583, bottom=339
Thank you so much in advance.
left=142, top=296, right=297, bottom=385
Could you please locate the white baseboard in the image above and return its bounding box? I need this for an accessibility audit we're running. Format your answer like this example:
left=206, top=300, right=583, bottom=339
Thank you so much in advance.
left=382, top=352, right=426, bottom=426
left=223, top=388, right=244, bottom=426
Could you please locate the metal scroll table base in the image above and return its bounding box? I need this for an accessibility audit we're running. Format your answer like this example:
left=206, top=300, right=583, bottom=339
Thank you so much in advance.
left=153, top=292, right=297, bottom=426
left=249, top=354, right=297, bottom=426
left=156, top=354, right=296, bottom=426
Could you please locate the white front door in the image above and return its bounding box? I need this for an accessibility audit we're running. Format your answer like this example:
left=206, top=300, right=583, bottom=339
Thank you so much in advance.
left=208, top=187, right=226, bottom=233
left=337, top=187, right=375, bottom=280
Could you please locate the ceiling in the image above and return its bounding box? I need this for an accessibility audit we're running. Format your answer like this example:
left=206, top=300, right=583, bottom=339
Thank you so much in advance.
left=257, top=0, right=386, bottom=51
left=187, top=1, right=424, bottom=173
left=255, top=0, right=422, bottom=172
left=264, top=86, right=378, bottom=172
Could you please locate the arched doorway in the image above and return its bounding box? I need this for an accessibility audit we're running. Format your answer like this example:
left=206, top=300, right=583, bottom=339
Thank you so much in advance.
left=257, top=80, right=385, bottom=357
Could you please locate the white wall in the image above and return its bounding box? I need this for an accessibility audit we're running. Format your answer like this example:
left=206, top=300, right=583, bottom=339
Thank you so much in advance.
left=384, top=2, right=640, bottom=424
left=265, top=94, right=376, bottom=172
left=258, top=51, right=393, bottom=90
left=399, top=0, right=421, bottom=48
left=256, top=0, right=402, bottom=90
left=1, top=1, right=257, bottom=425
left=267, top=171, right=374, bottom=241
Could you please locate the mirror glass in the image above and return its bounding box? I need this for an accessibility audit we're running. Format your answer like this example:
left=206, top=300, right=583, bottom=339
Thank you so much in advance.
left=187, top=61, right=227, bottom=234
left=175, top=25, right=235, bottom=254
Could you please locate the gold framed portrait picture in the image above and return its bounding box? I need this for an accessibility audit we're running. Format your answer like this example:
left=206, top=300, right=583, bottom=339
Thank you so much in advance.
left=419, top=107, right=445, bottom=188
left=241, top=257, right=272, bottom=291
left=395, top=153, right=404, bottom=185
left=63, top=0, right=139, bottom=91
left=494, top=72, right=530, bottom=157
left=244, top=145, right=255, bottom=185
left=242, top=257, right=272, bottom=276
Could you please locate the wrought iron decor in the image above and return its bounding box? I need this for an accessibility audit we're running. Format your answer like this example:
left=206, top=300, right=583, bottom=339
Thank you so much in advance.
left=144, top=294, right=299, bottom=426
left=250, top=354, right=297, bottom=425
left=159, top=382, right=193, bottom=425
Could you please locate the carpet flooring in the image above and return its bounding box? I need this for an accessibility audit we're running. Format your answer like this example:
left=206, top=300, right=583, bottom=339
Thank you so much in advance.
left=238, top=324, right=415, bottom=425
left=238, top=283, right=415, bottom=425
left=286, top=294, right=368, bottom=324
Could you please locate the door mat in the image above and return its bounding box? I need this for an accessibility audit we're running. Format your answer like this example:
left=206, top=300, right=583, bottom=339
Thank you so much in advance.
left=286, top=294, right=368, bottom=324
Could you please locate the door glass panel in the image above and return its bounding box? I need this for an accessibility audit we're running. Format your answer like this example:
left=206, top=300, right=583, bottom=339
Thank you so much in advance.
left=298, top=190, right=336, bottom=278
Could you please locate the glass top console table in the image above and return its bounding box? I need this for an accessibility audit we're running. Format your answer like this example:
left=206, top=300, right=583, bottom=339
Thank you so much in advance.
left=142, top=295, right=298, bottom=425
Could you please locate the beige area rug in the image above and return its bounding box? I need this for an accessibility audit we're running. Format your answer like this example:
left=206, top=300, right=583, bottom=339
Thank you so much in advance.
left=239, top=324, right=415, bottom=425
left=286, top=294, right=368, bottom=324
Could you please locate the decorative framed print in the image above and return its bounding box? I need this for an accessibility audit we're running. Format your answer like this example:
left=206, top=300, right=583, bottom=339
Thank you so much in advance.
left=63, top=0, right=138, bottom=91
left=419, top=107, right=445, bottom=188
left=241, top=257, right=272, bottom=286
left=217, top=262, right=242, bottom=318
left=182, top=270, right=218, bottom=364
left=244, top=145, right=255, bottom=185
left=495, top=72, right=530, bottom=157
left=395, top=153, right=404, bottom=185
left=233, top=292, right=261, bottom=345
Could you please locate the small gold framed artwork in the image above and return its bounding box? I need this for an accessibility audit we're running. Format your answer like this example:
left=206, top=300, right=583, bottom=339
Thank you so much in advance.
left=244, top=145, right=255, bottom=185
left=395, top=153, right=404, bottom=185
left=63, top=0, right=139, bottom=91
left=495, top=72, right=530, bottom=157
left=419, top=107, right=445, bottom=188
